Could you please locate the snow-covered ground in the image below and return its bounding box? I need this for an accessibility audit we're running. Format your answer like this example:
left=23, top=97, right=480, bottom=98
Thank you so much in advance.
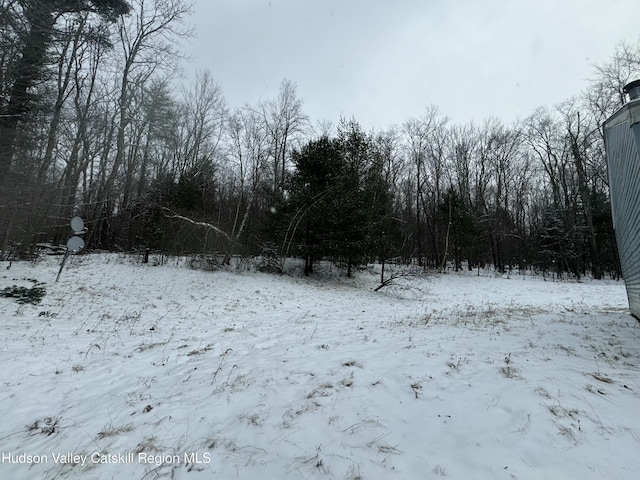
left=1, top=254, right=639, bottom=480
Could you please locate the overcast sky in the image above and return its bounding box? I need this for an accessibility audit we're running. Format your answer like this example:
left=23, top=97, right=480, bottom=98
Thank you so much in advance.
left=183, top=0, right=640, bottom=130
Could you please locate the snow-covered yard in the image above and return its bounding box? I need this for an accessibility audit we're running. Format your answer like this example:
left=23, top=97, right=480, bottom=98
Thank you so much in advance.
left=1, top=254, right=639, bottom=479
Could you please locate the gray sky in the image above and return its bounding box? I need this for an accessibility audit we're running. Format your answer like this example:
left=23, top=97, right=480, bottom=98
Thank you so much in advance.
left=184, top=0, right=640, bottom=130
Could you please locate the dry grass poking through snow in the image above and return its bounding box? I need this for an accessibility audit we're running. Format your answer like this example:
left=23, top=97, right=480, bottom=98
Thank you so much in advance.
left=0, top=254, right=639, bottom=479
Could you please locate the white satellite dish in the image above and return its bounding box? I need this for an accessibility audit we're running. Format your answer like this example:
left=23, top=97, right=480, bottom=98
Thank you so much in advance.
left=67, top=236, right=85, bottom=253
left=70, top=216, right=84, bottom=233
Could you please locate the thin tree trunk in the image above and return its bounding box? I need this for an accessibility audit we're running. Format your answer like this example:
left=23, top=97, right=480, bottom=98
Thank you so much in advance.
left=570, top=134, right=601, bottom=279
left=0, top=1, right=56, bottom=182
left=440, top=198, right=452, bottom=272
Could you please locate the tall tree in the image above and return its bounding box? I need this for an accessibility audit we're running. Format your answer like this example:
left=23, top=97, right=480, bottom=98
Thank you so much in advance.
left=175, top=70, right=226, bottom=180
left=559, top=99, right=606, bottom=279
left=402, top=106, right=447, bottom=266
left=586, top=40, right=640, bottom=124
left=287, top=136, right=343, bottom=275
left=259, top=79, right=308, bottom=195
left=89, top=0, right=193, bottom=248
left=0, top=0, right=130, bottom=183
left=226, top=105, right=268, bottom=244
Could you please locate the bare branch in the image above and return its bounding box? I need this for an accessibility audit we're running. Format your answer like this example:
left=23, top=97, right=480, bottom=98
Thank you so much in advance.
left=162, top=207, right=233, bottom=242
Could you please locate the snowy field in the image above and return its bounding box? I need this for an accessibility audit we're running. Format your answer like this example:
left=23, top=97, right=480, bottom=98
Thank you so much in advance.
left=1, top=254, right=639, bottom=480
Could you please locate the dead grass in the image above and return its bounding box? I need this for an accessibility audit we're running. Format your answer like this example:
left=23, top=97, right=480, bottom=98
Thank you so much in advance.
left=96, top=423, right=134, bottom=439
left=591, top=372, right=614, bottom=384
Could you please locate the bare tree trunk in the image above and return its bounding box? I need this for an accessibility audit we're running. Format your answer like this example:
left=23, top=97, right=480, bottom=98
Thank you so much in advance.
left=569, top=130, right=601, bottom=279
left=440, top=198, right=452, bottom=272
left=39, top=15, right=88, bottom=182
left=260, top=79, right=308, bottom=194
left=0, top=0, right=56, bottom=182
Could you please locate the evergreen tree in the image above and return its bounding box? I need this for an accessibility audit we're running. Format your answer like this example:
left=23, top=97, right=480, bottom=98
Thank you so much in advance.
left=286, top=120, right=395, bottom=276
left=287, top=136, right=343, bottom=274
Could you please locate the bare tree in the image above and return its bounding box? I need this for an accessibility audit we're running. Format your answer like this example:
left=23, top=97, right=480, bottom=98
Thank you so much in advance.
left=89, top=0, right=193, bottom=247
left=58, top=19, right=113, bottom=221
left=448, top=122, right=478, bottom=209
left=402, top=106, right=447, bottom=267
left=559, top=98, right=605, bottom=278
left=523, top=106, right=587, bottom=276
left=0, top=0, right=129, bottom=183
left=402, top=112, right=429, bottom=265
left=523, top=107, right=571, bottom=209
left=586, top=40, right=640, bottom=124
left=477, top=118, right=522, bottom=272
left=173, top=69, right=226, bottom=178
left=373, top=126, right=406, bottom=200
left=258, top=79, right=308, bottom=194
left=226, top=106, right=268, bottom=244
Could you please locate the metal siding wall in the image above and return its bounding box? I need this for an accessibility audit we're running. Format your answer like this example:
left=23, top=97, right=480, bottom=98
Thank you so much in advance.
left=606, top=121, right=640, bottom=318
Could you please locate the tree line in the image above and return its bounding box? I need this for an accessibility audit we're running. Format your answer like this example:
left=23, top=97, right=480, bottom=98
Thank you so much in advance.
left=1, top=1, right=639, bottom=278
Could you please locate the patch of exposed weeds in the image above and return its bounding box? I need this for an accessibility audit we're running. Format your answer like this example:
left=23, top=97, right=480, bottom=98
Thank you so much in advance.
left=1, top=280, right=46, bottom=304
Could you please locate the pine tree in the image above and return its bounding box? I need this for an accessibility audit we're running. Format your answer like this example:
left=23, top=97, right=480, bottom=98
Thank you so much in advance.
left=286, top=120, right=395, bottom=277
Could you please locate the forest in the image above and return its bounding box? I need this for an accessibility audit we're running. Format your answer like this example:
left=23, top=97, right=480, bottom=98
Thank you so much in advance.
left=1, top=0, right=639, bottom=279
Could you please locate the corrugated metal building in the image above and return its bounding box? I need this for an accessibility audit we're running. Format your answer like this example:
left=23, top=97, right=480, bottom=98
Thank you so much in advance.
left=603, top=79, right=640, bottom=319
